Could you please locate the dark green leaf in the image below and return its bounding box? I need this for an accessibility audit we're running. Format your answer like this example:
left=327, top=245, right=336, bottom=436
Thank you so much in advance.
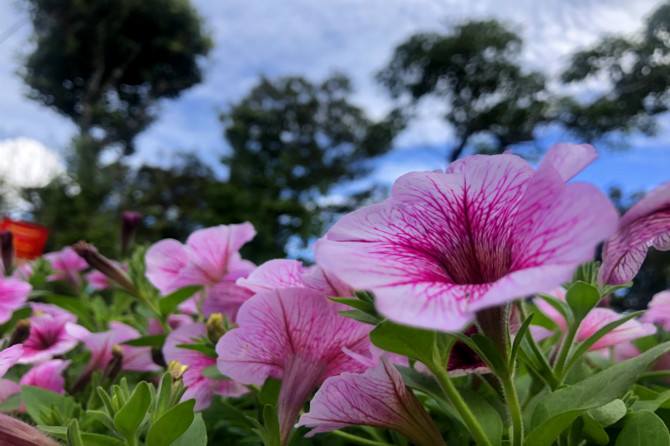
left=113, top=381, right=151, bottom=442
left=159, top=286, right=202, bottom=317
left=329, top=297, right=375, bottom=313
left=67, top=419, right=85, bottom=446
left=536, top=293, right=573, bottom=325
left=370, top=320, right=436, bottom=366
left=259, top=378, right=281, bottom=407
left=145, top=399, right=196, bottom=446
left=589, top=399, right=627, bottom=427
left=354, top=290, right=375, bottom=303
left=615, top=411, right=670, bottom=446
left=22, top=385, right=76, bottom=426
left=201, top=365, right=228, bottom=380
left=172, top=413, right=207, bottom=446
left=565, top=281, right=600, bottom=321
left=338, top=309, right=381, bottom=325
left=263, top=404, right=281, bottom=446
left=510, top=312, right=534, bottom=364
left=122, top=334, right=167, bottom=347
left=525, top=341, right=670, bottom=446
left=581, top=413, right=609, bottom=445
left=175, top=343, right=217, bottom=358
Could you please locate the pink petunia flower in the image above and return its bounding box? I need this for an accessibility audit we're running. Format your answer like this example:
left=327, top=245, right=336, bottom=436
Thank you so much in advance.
left=0, top=345, right=23, bottom=377
left=297, top=355, right=444, bottom=446
left=316, top=143, right=618, bottom=332
left=0, top=277, right=31, bottom=324
left=145, top=224, right=256, bottom=320
left=535, top=288, right=656, bottom=350
left=599, top=181, right=670, bottom=286
left=236, top=258, right=351, bottom=298
left=20, top=359, right=70, bottom=394
left=44, top=247, right=89, bottom=288
left=163, top=323, right=247, bottom=411
left=84, top=260, right=127, bottom=291
left=19, top=304, right=78, bottom=364
left=65, top=321, right=160, bottom=373
left=642, top=291, right=670, bottom=330
left=216, top=287, right=372, bottom=444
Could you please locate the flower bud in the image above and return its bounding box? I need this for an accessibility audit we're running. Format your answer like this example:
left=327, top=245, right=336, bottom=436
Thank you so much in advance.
left=0, top=413, right=59, bottom=446
left=8, top=319, right=30, bottom=346
left=73, top=241, right=137, bottom=295
left=0, top=230, right=13, bottom=275
left=206, top=313, right=226, bottom=343
left=121, top=211, right=142, bottom=256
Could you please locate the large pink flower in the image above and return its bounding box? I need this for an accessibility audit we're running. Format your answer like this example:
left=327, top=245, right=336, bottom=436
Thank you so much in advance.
left=0, top=277, right=31, bottom=324
left=0, top=345, right=22, bottom=377
left=216, top=287, right=372, bottom=444
left=145, top=224, right=256, bottom=320
left=20, top=304, right=78, bottom=364
left=535, top=288, right=656, bottom=350
left=66, top=321, right=160, bottom=373
left=44, top=247, right=88, bottom=287
left=642, top=291, right=670, bottom=330
left=316, top=143, right=618, bottom=332
left=297, top=355, right=444, bottom=446
left=600, top=181, right=670, bottom=286
left=163, top=323, right=247, bottom=411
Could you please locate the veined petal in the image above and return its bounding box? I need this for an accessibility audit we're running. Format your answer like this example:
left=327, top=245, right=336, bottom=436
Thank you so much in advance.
left=145, top=239, right=188, bottom=294
left=600, top=182, right=670, bottom=285
left=537, top=143, right=597, bottom=182
left=297, top=356, right=444, bottom=446
left=236, top=259, right=305, bottom=293
left=201, top=281, right=254, bottom=321
left=216, top=288, right=371, bottom=385
left=183, top=223, right=256, bottom=284
left=0, top=345, right=22, bottom=377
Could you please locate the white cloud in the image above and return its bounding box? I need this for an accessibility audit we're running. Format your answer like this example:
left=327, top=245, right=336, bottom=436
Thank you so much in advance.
left=0, top=137, right=64, bottom=188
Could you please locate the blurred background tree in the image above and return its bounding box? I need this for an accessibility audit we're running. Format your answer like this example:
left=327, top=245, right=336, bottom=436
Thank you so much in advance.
left=20, top=0, right=212, bottom=253
left=207, top=74, right=401, bottom=262
left=377, top=20, right=549, bottom=162
left=559, top=2, right=670, bottom=146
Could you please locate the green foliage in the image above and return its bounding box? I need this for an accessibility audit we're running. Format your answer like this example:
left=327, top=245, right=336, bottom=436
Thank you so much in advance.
left=559, top=1, right=670, bottom=144
left=212, top=74, right=399, bottom=261
left=377, top=20, right=548, bottom=161
left=21, top=0, right=212, bottom=153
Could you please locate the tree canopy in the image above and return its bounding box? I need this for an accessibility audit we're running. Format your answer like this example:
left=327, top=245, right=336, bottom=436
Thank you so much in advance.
left=21, top=0, right=212, bottom=154
left=559, top=2, right=670, bottom=144
left=211, top=74, right=400, bottom=261
left=377, top=20, right=549, bottom=161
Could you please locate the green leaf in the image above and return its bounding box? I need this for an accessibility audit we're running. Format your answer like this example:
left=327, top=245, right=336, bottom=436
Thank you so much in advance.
left=145, top=399, right=196, bottom=446
left=370, top=320, right=436, bottom=366
left=459, top=388, right=503, bottom=446
left=175, top=343, right=217, bottom=358
left=338, top=309, right=381, bottom=325
left=67, top=419, right=85, bottom=446
left=536, top=293, right=573, bottom=325
left=121, top=334, right=167, bottom=347
left=615, top=411, right=670, bottom=446
left=470, top=334, right=506, bottom=375
left=172, top=413, right=207, bottom=446
left=510, top=312, right=533, bottom=364
left=159, top=286, right=202, bottom=316
left=22, top=385, right=76, bottom=426
left=589, top=399, right=627, bottom=427
left=97, top=387, right=115, bottom=417
left=259, top=378, right=281, bottom=407
left=329, top=297, right=375, bottom=313
left=354, top=290, right=375, bottom=303
left=263, top=404, right=281, bottom=446
left=79, top=433, right=125, bottom=446
left=0, top=392, right=21, bottom=412
left=565, top=281, right=600, bottom=321
left=201, top=365, right=228, bottom=380
left=581, top=413, right=609, bottom=445
left=113, top=381, right=151, bottom=442
left=525, top=341, right=670, bottom=446
left=631, top=388, right=670, bottom=412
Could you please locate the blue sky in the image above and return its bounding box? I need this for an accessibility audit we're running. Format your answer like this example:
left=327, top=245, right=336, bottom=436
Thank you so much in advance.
left=0, top=0, right=668, bottom=201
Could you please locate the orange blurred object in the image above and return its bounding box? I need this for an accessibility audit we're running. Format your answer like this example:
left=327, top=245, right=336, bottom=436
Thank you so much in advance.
left=0, top=218, right=48, bottom=259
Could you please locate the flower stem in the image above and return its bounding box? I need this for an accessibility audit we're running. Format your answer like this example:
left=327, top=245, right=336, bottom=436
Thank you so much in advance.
left=330, top=430, right=392, bottom=446
left=554, top=323, right=579, bottom=383
left=501, top=373, right=523, bottom=446
left=429, top=364, right=492, bottom=446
